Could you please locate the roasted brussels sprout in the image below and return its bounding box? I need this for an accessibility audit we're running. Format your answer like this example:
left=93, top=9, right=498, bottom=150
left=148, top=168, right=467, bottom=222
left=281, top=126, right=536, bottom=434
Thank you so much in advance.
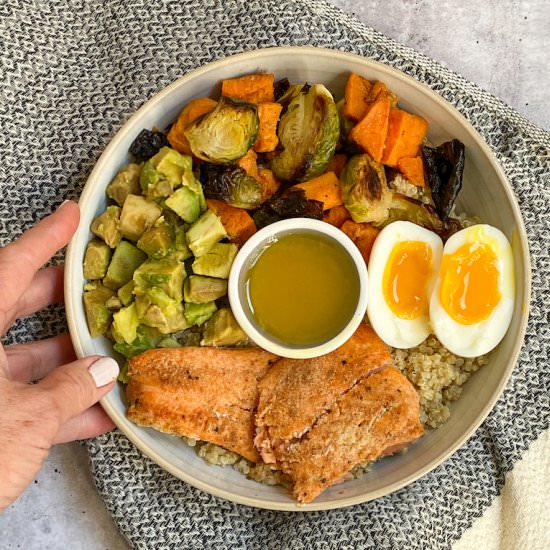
left=199, top=162, right=264, bottom=209
left=271, top=84, right=339, bottom=182
left=422, top=139, right=465, bottom=220
left=383, top=193, right=462, bottom=240
left=340, top=154, right=392, bottom=224
left=273, top=77, right=290, bottom=101
left=184, top=97, right=259, bottom=164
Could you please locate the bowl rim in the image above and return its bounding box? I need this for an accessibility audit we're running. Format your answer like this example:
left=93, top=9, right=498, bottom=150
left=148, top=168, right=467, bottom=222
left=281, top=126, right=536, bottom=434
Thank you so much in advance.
left=228, top=217, right=369, bottom=359
left=65, top=45, right=532, bottom=512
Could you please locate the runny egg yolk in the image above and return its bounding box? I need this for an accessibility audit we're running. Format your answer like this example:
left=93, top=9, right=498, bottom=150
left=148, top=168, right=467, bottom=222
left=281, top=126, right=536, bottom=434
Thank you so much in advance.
left=439, top=241, right=501, bottom=325
left=382, top=241, right=433, bottom=320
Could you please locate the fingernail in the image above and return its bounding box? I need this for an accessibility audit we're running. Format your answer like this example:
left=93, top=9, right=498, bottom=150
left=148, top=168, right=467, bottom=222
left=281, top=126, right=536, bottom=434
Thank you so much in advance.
left=89, top=357, right=119, bottom=387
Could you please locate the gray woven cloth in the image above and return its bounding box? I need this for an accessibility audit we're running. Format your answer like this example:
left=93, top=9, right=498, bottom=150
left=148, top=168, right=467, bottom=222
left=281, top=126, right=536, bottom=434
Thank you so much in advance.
left=1, top=0, right=549, bottom=548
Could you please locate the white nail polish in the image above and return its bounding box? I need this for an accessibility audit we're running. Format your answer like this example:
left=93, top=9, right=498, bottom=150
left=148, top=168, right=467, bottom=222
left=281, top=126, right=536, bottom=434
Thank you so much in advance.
left=89, top=357, right=119, bottom=387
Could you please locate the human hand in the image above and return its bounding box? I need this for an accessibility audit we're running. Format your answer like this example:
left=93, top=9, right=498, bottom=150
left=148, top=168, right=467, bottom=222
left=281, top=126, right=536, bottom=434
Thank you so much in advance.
left=0, top=201, right=119, bottom=512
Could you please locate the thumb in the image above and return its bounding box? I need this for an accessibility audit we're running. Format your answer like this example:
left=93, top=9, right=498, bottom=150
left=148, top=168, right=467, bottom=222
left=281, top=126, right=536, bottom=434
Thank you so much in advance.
left=38, top=356, right=119, bottom=427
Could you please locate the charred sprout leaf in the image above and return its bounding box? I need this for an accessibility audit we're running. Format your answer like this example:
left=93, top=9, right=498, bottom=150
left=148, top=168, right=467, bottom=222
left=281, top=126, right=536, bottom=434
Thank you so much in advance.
left=184, top=97, right=259, bottom=164
left=383, top=193, right=462, bottom=240
left=274, top=77, right=290, bottom=101
left=199, top=162, right=263, bottom=209
left=129, top=129, right=169, bottom=162
left=422, top=139, right=465, bottom=220
left=340, top=154, right=392, bottom=223
left=253, top=188, right=324, bottom=229
left=271, top=84, right=339, bottom=182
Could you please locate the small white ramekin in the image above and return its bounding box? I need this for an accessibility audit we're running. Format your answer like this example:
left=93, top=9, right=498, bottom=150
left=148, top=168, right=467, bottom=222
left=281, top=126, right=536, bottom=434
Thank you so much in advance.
left=228, top=218, right=368, bottom=359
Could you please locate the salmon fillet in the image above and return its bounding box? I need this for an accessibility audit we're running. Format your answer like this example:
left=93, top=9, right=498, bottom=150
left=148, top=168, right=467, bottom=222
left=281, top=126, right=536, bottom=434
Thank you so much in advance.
left=255, top=323, right=392, bottom=462
left=126, top=347, right=278, bottom=462
left=254, top=325, right=423, bottom=503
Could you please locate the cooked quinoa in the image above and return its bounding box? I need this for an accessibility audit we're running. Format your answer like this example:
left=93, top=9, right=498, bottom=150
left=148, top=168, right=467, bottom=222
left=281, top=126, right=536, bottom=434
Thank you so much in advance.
left=183, top=337, right=488, bottom=482
left=392, top=336, right=488, bottom=428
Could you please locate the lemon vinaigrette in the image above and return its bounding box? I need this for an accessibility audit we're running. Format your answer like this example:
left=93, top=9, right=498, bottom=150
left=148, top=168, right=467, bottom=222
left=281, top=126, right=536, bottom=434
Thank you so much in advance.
left=244, top=232, right=360, bottom=346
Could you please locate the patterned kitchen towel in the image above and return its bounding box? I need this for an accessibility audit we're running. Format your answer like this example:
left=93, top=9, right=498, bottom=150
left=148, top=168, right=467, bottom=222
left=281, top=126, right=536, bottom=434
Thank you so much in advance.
left=0, top=0, right=548, bottom=549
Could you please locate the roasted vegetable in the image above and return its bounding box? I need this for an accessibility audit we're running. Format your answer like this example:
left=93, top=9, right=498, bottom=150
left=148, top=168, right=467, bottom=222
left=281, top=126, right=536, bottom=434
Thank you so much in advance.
left=322, top=204, right=351, bottom=227
left=292, top=171, right=343, bottom=210
left=184, top=97, right=259, bottom=164
left=221, top=73, right=275, bottom=104
left=167, top=98, right=217, bottom=156
left=342, top=72, right=373, bottom=122
left=206, top=199, right=257, bottom=245
left=199, top=162, right=264, bottom=209
left=383, top=193, right=462, bottom=239
left=129, top=129, right=169, bottom=162
left=273, top=77, right=290, bottom=101
left=271, top=84, right=339, bottom=182
left=325, top=154, right=348, bottom=178
left=253, top=188, right=324, bottom=229
left=422, top=139, right=465, bottom=219
left=349, top=97, right=391, bottom=162
left=254, top=102, right=283, bottom=153
left=339, top=220, right=380, bottom=265
left=382, top=109, right=428, bottom=166
left=340, top=154, right=392, bottom=224
left=397, top=156, right=425, bottom=187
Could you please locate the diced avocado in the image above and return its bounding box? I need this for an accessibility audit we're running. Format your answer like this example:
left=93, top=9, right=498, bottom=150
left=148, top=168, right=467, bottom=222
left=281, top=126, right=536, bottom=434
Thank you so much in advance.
left=191, top=243, right=238, bottom=279
left=165, top=186, right=201, bottom=223
left=201, top=308, right=249, bottom=347
left=184, top=301, right=217, bottom=326
left=140, top=147, right=191, bottom=199
left=83, top=239, right=112, bottom=280
left=113, top=325, right=162, bottom=359
left=117, top=279, right=135, bottom=306
left=118, top=194, right=162, bottom=242
left=105, top=295, right=122, bottom=311
left=136, top=288, right=190, bottom=334
left=133, top=258, right=185, bottom=301
left=137, top=217, right=174, bottom=259
left=106, top=163, right=142, bottom=206
left=83, top=283, right=115, bottom=337
left=112, top=302, right=140, bottom=344
left=103, top=240, right=147, bottom=290
left=184, top=275, right=227, bottom=304
left=186, top=210, right=227, bottom=257
left=172, top=225, right=193, bottom=261
left=90, top=205, right=122, bottom=248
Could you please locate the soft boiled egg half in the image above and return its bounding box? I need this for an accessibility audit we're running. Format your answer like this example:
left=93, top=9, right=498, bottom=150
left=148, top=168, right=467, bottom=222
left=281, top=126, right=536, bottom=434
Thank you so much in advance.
left=367, top=221, right=443, bottom=349
left=430, top=224, right=515, bottom=357
left=367, top=221, right=515, bottom=357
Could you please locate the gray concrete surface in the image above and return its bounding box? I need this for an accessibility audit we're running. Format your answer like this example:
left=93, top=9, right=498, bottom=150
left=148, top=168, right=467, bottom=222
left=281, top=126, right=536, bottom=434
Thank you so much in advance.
left=1, top=1, right=548, bottom=549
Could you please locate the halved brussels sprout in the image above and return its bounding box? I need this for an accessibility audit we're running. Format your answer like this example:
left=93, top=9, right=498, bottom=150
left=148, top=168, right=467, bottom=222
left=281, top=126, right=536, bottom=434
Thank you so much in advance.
left=199, top=163, right=264, bottom=209
left=184, top=97, right=259, bottom=164
left=271, top=83, right=339, bottom=182
left=380, top=193, right=462, bottom=240
left=340, top=154, right=392, bottom=224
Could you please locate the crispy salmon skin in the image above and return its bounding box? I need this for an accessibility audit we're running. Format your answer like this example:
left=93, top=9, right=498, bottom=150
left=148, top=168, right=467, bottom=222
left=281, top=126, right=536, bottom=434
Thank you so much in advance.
left=126, top=346, right=278, bottom=462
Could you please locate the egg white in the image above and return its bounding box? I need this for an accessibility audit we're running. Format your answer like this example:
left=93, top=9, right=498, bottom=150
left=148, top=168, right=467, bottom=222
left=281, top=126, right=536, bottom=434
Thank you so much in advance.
left=429, top=224, right=515, bottom=358
left=367, top=221, right=443, bottom=349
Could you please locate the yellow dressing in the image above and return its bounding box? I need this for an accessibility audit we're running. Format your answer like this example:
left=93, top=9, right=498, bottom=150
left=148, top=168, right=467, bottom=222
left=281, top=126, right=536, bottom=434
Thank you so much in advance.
left=439, top=241, right=501, bottom=325
left=245, top=232, right=360, bottom=346
left=382, top=241, right=433, bottom=320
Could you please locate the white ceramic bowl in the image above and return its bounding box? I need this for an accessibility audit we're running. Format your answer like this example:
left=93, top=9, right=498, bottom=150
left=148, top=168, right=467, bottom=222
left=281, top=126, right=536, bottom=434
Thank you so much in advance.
left=65, top=46, right=531, bottom=511
left=228, top=218, right=368, bottom=359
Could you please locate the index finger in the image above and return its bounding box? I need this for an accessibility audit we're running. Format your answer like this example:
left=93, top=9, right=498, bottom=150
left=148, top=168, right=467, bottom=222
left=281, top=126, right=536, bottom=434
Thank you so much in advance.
left=0, top=201, right=80, bottom=308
